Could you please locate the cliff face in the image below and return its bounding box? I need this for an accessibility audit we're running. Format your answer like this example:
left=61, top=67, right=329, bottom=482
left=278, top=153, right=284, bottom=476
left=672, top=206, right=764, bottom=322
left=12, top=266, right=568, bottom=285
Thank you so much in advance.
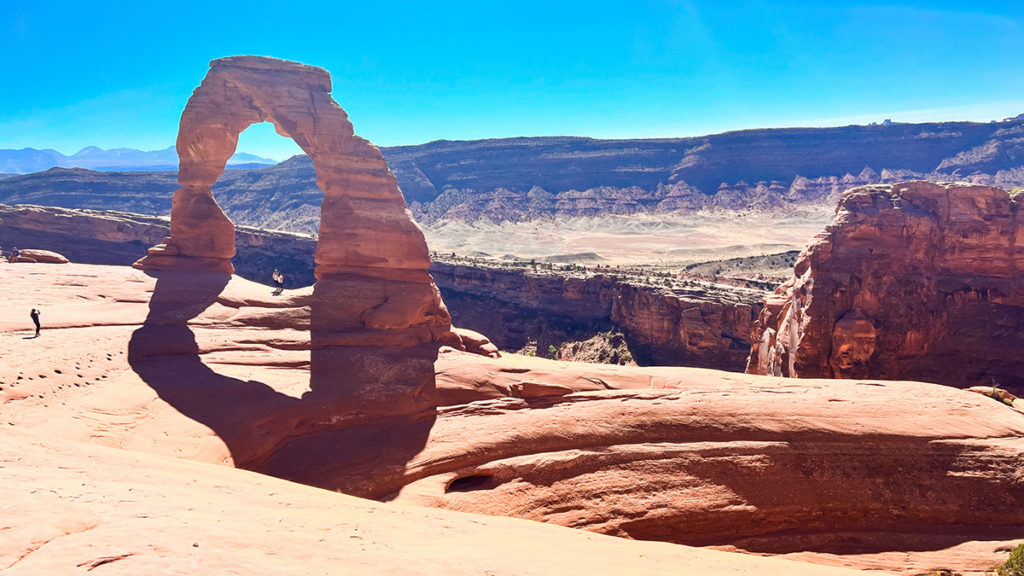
left=610, top=283, right=759, bottom=368
left=431, top=262, right=761, bottom=370
left=2, top=204, right=760, bottom=371
left=747, top=181, right=1024, bottom=393
left=0, top=204, right=318, bottom=286
left=4, top=117, right=1024, bottom=234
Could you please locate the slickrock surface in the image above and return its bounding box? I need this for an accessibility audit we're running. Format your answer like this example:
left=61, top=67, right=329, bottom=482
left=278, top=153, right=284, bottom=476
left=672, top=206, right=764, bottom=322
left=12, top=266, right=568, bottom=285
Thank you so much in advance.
left=2, top=431, right=874, bottom=576
left=748, top=181, right=1024, bottom=394
left=3, top=263, right=1023, bottom=574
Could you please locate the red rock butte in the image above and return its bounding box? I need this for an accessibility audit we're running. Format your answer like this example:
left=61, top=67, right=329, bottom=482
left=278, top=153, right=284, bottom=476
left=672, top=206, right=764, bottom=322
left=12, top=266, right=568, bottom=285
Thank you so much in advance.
left=748, top=181, right=1024, bottom=393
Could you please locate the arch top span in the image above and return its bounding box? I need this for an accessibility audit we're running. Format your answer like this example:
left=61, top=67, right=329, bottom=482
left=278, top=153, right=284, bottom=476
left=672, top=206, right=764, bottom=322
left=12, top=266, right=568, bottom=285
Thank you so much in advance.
left=135, top=55, right=433, bottom=279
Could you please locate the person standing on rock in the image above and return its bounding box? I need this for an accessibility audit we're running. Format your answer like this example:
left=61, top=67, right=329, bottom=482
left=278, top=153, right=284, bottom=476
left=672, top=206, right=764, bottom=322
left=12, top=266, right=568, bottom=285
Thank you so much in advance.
left=272, top=269, right=284, bottom=296
left=30, top=308, right=41, bottom=337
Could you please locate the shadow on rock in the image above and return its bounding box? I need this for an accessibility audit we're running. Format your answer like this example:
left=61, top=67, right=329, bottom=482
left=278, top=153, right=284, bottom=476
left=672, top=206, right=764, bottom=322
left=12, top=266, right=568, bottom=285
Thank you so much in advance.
left=128, top=270, right=437, bottom=499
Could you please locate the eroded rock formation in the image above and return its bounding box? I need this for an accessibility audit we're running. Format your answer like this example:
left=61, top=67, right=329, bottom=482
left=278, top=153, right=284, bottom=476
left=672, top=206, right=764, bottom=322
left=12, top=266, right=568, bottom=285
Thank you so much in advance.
left=432, top=262, right=760, bottom=370
left=6, top=248, right=69, bottom=263
left=748, top=181, right=1024, bottom=393
left=132, top=56, right=451, bottom=419
left=134, top=56, right=434, bottom=279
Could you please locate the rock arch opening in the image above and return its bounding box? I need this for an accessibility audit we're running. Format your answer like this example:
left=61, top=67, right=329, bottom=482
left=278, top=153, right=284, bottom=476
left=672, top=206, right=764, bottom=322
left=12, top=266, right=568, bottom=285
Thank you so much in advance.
left=134, top=57, right=451, bottom=419
left=136, top=57, right=427, bottom=276
left=217, top=121, right=320, bottom=288
left=135, top=55, right=449, bottom=339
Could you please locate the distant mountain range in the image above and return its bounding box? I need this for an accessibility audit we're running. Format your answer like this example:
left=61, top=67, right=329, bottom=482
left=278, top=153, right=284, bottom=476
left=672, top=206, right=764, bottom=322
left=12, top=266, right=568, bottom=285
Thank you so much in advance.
left=0, top=146, right=277, bottom=173
left=1, top=117, right=1022, bottom=233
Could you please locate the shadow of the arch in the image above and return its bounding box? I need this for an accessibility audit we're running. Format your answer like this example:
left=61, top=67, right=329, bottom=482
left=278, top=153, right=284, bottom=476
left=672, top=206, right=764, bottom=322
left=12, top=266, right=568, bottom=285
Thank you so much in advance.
left=128, top=270, right=438, bottom=500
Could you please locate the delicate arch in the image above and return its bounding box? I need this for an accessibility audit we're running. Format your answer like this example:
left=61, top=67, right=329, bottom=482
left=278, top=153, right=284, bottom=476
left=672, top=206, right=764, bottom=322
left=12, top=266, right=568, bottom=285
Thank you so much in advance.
left=137, top=55, right=432, bottom=278
left=136, top=56, right=449, bottom=342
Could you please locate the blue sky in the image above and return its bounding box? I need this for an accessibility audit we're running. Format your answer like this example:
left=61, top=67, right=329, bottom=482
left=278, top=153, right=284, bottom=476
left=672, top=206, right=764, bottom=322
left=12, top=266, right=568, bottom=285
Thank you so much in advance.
left=2, top=1, right=1023, bottom=161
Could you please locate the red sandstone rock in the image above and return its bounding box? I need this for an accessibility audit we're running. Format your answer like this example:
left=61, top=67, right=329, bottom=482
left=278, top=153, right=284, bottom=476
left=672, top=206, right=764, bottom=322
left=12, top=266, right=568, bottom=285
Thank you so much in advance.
left=3, top=435, right=873, bottom=576
left=10, top=249, right=69, bottom=263
left=452, top=327, right=501, bottom=358
left=747, top=181, right=1024, bottom=394
left=134, top=56, right=435, bottom=280
left=4, top=262, right=1024, bottom=574
left=131, top=57, right=452, bottom=421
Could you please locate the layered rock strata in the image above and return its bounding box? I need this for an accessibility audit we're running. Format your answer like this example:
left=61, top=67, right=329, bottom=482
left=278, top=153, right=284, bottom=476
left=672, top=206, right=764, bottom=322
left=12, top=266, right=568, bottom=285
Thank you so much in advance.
left=0, top=203, right=318, bottom=285
left=5, top=117, right=1024, bottom=232
left=431, top=262, right=761, bottom=370
left=2, top=204, right=760, bottom=371
left=747, top=181, right=1024, bottom=393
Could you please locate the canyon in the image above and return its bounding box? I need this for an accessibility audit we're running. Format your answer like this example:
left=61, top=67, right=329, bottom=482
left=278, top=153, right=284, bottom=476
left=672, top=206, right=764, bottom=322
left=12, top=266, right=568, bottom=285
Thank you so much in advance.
left=432, top=261, right=761, bottom=369
left=1, top=203, right=764, bottom=371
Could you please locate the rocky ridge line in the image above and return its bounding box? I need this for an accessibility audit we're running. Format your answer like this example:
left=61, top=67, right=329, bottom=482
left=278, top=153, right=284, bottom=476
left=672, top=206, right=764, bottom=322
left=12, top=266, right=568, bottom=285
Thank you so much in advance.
left=2, top=117, right=1023, bottom=233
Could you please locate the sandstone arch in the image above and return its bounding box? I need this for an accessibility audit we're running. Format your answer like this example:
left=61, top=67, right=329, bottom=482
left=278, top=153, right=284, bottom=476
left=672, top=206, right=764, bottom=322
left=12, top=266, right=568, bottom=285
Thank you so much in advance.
left=135, top=56, right=450, bottom=353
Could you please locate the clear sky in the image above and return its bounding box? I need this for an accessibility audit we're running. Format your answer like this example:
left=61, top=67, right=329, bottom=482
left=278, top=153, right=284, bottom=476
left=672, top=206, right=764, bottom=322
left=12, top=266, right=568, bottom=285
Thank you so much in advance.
left=2, top=1, right=1023, bottom=161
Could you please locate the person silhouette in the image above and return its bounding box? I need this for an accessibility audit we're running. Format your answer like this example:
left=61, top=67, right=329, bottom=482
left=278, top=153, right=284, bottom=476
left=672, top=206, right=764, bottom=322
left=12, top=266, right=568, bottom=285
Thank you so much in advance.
left=30, top=308, right=41, bottom=337
left=272, top=269, right=284, bottom=296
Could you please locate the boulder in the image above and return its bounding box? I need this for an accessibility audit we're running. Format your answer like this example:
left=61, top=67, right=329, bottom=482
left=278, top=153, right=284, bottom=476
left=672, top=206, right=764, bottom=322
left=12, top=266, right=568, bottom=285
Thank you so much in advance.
left=12, top=249, right=69, bottom=263
left=453, top=327, right=501, bottom=358
left=966, top=385, right=1019, bottom=406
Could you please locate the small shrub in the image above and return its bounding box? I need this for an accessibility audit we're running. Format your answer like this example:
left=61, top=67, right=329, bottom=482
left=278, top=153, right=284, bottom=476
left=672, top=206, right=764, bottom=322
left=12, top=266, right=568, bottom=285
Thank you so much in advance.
left=999, top=544, right=1024, bottom=576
